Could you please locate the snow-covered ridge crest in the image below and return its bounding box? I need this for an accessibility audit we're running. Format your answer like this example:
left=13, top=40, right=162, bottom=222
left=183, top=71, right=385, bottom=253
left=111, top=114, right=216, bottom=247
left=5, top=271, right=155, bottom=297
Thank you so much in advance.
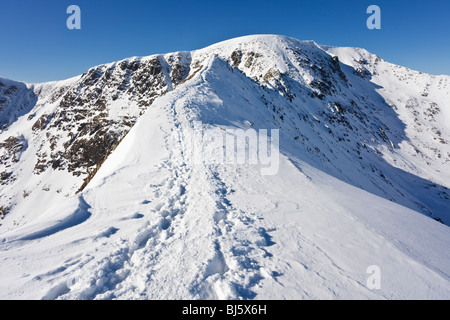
left=0, top=34, right=449, bottom=300
left=1, top=33, right=449, bottom=224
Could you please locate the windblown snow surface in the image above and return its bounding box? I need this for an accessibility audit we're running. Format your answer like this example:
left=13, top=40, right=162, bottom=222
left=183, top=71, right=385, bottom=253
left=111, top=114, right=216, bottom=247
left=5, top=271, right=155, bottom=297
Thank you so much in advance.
left=0, top=35, right=449, bottom=300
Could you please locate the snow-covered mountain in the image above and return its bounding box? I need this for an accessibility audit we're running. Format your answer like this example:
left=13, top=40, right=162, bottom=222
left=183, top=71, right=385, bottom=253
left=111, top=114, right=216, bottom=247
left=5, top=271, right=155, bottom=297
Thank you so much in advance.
left=0, top=35, right=449, bottom=299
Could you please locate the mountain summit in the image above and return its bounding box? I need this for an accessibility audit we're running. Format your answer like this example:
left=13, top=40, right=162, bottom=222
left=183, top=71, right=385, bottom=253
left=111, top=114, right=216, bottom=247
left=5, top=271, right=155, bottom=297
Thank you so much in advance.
left=0, top=35, right=449, bottom=299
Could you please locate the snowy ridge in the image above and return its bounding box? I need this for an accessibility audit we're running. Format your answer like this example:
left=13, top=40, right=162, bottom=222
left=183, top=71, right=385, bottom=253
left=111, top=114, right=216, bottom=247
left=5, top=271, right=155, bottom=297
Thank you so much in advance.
left=0, top=35, right=449, bottom=299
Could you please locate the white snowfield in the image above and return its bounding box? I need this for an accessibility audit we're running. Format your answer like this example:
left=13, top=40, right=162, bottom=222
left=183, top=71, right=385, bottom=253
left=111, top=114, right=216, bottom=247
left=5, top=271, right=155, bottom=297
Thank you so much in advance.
left=0, top=35, right=449, bottom=300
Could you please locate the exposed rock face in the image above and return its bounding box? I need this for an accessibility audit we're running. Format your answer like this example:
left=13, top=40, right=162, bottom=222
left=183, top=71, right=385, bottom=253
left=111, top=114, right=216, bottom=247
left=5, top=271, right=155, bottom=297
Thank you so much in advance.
left=0, top=53, right=195, bottom=216
left=0, top=135, right=27, bottom=187
left=28, top=54, right=195, bottom=178
left=0, top=80, right=38, bottom=131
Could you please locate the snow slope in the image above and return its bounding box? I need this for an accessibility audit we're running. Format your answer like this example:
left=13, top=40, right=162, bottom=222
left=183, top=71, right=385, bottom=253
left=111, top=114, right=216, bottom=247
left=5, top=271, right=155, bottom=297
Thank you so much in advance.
left=0, top=35, right=449, bottom=299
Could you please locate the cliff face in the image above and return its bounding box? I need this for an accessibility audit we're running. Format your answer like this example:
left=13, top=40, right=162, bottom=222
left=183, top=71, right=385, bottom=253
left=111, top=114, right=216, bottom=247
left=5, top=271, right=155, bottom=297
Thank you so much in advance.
left=0, top=52, right=194, bottom=216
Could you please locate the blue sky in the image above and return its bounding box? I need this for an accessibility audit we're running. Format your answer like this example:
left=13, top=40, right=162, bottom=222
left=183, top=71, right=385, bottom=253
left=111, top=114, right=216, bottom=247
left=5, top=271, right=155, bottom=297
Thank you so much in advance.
left=1, top=0, right=449, bottom=82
